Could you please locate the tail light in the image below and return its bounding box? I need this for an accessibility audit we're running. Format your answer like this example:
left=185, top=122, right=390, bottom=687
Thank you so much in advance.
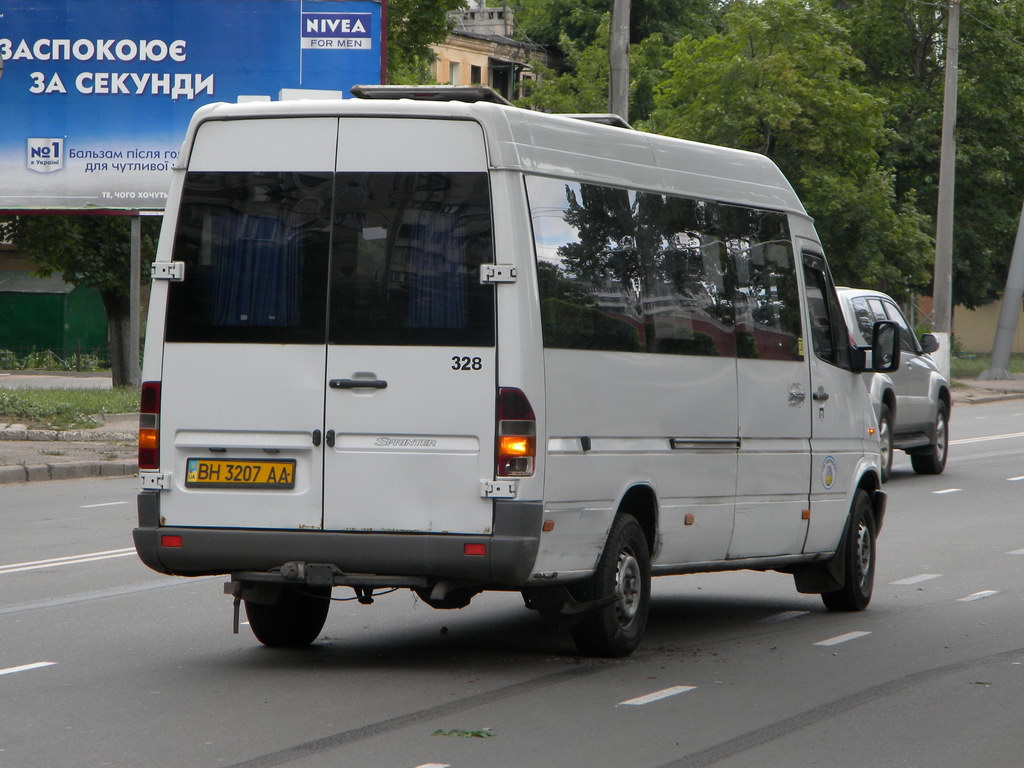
left=497, top=387, right=535, bottom=477
left=139, top=381, right=161, bottom=471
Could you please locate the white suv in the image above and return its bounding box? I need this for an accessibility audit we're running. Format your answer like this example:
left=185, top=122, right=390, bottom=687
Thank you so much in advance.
left=837, top=287, right=951, bottom=480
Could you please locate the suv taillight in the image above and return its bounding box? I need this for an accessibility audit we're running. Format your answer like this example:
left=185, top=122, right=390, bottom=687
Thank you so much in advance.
left=139, top=381, right=161, bottom=471
left=497, top=387, right=535, bottom=477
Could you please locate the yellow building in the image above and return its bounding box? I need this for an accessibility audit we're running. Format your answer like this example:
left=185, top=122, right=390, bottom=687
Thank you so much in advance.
left=431, top=4, right=554, bottom=102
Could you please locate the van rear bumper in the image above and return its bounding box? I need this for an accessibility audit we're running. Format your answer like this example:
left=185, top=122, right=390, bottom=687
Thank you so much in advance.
left=133, top=492, right=542, bottom=587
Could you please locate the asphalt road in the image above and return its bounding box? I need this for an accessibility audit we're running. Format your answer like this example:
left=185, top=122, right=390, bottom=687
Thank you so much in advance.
left=2, top=400, right=1023, bottom=768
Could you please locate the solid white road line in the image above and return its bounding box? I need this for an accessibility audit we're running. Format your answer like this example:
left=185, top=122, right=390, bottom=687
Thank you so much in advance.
left=0, top=548, right=135, bottom=575
left=814, top=631, right=871, bottom=647
left=1008, top=476, right=1024, bottom=482
left=0, top=662, right=56, bottom=677
left=891, top=574, right=941, bottom=586
left=80, top=501, right=130, bottom=509
left=932, top=488, right=962, bottom=495
left=618, top=685, right=697, bottom=707
left=1007, top=548, right=1024, bottom=555
left=958, top=590, right=1000, bottom=602
left=951, top=431, right=1024, bottom=446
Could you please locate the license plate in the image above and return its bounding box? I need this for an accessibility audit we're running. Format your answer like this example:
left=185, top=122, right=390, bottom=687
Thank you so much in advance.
left=185, top=458, right=296, bottom=489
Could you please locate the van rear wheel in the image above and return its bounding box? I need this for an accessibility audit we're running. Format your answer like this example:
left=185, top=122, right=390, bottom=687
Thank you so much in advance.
left=244, top=585, right=331, bottom=648
left=570, top=514, right=651, bottom=658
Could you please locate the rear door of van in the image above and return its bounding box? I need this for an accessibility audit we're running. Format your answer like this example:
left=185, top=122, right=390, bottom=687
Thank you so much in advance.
left=321, top=118, right=497, bottom=534
left=160, top=117, right=337, bottom=530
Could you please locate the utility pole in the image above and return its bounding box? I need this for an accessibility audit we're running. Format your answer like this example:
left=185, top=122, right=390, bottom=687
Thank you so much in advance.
left=979, top=200, right=1024, bottom=380
left=932, top=0, right=960, bottom=380
left=609, top=0, right=630, bottom=122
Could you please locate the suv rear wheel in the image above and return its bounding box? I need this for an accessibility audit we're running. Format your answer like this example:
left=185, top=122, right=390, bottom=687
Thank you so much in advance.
left=910, top=402, right=949, bottom=475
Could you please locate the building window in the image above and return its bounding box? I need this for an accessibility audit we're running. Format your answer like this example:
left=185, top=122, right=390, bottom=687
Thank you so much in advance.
left=470, top=65, right=482, bottom=85
left=449, top=62, right=462, bottom=85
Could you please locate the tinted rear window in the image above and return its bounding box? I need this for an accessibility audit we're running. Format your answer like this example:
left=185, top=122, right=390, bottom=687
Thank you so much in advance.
left=329, top=172, right=495, bottom=346
left=165, top=171, right=495, bottom=347
left=166, top=171, right=332, bottom=344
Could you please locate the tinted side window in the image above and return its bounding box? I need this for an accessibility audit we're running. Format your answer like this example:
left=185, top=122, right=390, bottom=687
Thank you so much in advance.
left=528, top=177, right=644, bottom=352
left=328, top=172, right=495, bottom=347
left=641, top=194, right=735, bottom=357
left=166, top=171, right=332, bottom=344
left=803, top=254, right=851, bottom=368
left=721, top=205, right=802, bottom=361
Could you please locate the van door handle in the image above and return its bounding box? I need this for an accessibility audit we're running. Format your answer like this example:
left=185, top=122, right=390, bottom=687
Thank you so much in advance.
left=312, top=429, right=322, bottom=447
left=330, top=379, right=388, bottom=390
left=325, top=429, right=336, bottom=448
left=812, top=387, right=830, bottom=402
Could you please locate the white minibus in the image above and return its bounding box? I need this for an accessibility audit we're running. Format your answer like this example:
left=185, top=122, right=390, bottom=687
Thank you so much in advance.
left=134, top=86, right=900, bottom=657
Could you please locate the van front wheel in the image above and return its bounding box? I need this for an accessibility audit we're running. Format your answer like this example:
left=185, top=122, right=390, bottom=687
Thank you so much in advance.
left=244, top=585, right=331, bottom=648
left=821, top=491, right=875, bottom=612
left=570, top=514, right=651, bottom=657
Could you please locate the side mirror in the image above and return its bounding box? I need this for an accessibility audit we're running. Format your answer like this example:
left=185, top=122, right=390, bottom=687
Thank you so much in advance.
left=868, top=320, right=901, bottom=373
left=920, top=333, right=939, bottom=354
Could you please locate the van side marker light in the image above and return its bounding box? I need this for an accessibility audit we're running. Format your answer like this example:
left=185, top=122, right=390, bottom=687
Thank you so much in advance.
left=542, top=520, right=555, bottom=532
left=464, top=543, right=487, bottom=557
left=161, top=535, right=184, bottom=548
left=801, top=509, right=811, bottom=520
left=684, top=514, right=695, bottom=526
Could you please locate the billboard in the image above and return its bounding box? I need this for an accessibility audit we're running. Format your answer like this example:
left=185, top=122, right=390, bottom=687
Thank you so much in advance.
left=0, top=0, right=383, bottom=211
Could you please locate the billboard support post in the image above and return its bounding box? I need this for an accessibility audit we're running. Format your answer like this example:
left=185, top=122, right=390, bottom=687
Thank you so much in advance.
left=129, top=214, right=141, bottom=389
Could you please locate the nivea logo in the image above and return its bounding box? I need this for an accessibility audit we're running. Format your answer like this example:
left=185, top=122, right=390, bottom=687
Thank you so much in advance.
left=301, top=13, right=373, bottom=49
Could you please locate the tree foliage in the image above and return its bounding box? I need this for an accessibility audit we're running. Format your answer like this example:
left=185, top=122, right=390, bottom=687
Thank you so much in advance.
left=386, top=0, right=467, bottom=84
left=650, top=0, right=933, bottom=299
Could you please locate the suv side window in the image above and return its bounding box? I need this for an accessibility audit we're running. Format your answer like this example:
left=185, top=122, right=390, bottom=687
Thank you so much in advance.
left=880, top=299, right=919, bottom=354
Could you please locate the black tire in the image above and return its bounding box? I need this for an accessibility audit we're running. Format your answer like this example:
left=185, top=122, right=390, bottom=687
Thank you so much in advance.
left=822, top=490, right=876, bottom=612
left=910, top=402, right=949, bottom=475
left=877, top=403, right=893, bottom=482
left=244, top=585, right=331, bottom=648
left=570, top=514, right=651, bottom=657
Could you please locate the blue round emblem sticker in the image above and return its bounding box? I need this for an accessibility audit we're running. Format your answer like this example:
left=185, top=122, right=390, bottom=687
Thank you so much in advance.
left=821, top=456, right=837, bottom=490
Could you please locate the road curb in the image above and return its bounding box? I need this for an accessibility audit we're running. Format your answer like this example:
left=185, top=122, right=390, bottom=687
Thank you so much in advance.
left=0, top=429, right=136, bottom=443
left=0, top=460, right=137, bottom=484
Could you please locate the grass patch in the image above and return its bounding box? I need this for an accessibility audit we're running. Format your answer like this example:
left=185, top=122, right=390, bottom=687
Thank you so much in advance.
left=951, top=353, right=1024, bottom=380
left=0, top=387, right=139, bottom=430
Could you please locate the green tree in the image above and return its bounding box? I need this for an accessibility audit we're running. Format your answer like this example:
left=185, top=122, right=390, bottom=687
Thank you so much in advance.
left=830, top=0, right=1024, bottom=309
left=0, top=215, right=158, bottom=386
left=650, top=0, right=933, bottom=299
left=387, top=0, right=467, bottom=84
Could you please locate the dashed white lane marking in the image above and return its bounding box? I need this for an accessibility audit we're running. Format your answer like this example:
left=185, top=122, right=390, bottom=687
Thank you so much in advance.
left=891, top=574, right=941, bottom=586
left=0, top=662, right=56, bottom=677
left=762, top=610, right=810, bottom=623
left=80, top=501, right=130, bottom=509
left=951, top=431, right=1024, bottom=445
left=814, top=631, right=871, bottom=647
left=1008, top=548, right=1024, bottom=555
left=932, top=488, right=962, bottom=495
left=1009, top=476, right=1024, bottom=482
left=618, top=685, right=697, bottom=707
left=414, top=764, right=450, bottom=768
left=0, top=548, right=135, bottom=575
left=958, top=590, right=1000, bottom=602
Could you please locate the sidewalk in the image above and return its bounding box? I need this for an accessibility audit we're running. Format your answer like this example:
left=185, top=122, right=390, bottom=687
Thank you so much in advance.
left=1, top=376, right=1024, bottom=484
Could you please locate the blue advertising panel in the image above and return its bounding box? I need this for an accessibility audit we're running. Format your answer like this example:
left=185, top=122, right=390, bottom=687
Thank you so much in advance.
left=0, top=0, right=383, bottom=210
